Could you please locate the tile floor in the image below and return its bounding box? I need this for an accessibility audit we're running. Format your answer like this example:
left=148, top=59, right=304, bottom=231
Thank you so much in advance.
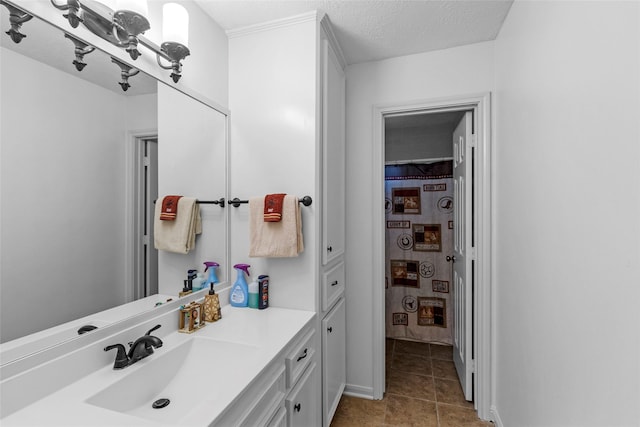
left=330, top=338, right=493, bottom=427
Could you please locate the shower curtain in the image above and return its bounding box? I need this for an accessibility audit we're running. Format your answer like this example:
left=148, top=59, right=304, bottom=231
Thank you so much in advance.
left=384, top=161, right=453, bottom=345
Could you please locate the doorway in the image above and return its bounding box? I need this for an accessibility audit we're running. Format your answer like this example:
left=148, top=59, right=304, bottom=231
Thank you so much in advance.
left=384, top=109, right=471, bottom=395
left=372, top=93, right=493, bottom=420
left=384, top=111, right=464, bottom=347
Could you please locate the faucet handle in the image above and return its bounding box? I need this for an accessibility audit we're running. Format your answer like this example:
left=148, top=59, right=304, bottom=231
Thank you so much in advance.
left=144, top=325, right=162, bottom=353
left=146, top=324, right=161, bottom=336
left=104, top=344, right=129, bottom=369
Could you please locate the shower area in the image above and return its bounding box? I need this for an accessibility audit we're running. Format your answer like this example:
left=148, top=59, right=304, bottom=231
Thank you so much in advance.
left=384, top=111, right=465, bottom=346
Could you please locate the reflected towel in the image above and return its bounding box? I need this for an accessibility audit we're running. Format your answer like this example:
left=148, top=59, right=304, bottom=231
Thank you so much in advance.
left=154, top=196, right=202, bottom=254
left=249, top=195, right=304, bottom=257
left=160, top=195, right=182, bottom=221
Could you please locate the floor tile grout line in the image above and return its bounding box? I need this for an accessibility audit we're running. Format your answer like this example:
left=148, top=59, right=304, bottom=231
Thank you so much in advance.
left=430, top=345, right=442, bottom=427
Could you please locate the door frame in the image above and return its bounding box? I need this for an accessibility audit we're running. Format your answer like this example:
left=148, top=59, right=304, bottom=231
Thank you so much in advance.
left=125, top=130, right=158, bottom=303
left=371, top=93, right=494, bottom=420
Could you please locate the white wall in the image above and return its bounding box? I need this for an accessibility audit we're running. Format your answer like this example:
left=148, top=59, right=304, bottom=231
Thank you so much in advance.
left=493, top=1, right=640, bottom=425
left=0, top=48, right=154, bottom=342
left=344, top=42, right=495, bottom=394
left=228, top=17, right=318, bottom=311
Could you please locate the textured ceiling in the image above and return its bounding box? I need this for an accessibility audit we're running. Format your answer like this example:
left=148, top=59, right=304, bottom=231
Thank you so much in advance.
left=195, top=0, right=514, bottom=65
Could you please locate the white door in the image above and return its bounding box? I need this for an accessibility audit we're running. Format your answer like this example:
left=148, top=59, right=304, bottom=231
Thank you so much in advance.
left=452, top=111, right=473, bottom=401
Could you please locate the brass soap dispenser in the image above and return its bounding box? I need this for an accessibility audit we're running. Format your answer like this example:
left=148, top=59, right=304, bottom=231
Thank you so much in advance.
left=204, top=283, right=221, bottom=322
left=203, top=262, right=221, bottom=322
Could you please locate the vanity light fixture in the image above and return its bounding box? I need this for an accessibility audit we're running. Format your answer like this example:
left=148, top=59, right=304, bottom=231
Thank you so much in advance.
left=1, top=1, right=33, bottom=43
left=111, top=56, right=139, bottom=91
left=156, top=3, right=190, bottom=83
left=111, top=0, right=149, bottom=60
left=65, top=33, right=96, bottom=71
left=50, top=0, right=191, bottom=83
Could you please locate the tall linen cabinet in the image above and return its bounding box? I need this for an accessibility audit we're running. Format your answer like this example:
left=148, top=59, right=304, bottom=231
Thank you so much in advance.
left=228, top=12, right=346, bottom=427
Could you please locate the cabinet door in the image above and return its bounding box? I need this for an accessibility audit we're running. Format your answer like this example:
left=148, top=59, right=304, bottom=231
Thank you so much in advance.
left=322, top=297, right=346, bottom=426
left=286, top=362, right=318, bottom=427
left=321, top=37, right=346, bottom=266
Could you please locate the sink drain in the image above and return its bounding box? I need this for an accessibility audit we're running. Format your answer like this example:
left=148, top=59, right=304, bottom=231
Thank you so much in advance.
left=152, top=398, right=170, bottom=409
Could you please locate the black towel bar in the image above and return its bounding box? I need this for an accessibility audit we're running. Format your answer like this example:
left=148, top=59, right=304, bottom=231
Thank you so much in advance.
left=153, top=198, right=226, bottom=207
left=231, top=195, right=312, bottom=208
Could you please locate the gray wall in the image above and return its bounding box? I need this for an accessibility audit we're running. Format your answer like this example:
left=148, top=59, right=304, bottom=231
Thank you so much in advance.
left=385, top=124, right=454, bottom=162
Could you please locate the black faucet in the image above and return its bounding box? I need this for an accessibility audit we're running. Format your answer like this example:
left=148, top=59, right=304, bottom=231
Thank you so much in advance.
left=104, top=325, right=163, bottom=370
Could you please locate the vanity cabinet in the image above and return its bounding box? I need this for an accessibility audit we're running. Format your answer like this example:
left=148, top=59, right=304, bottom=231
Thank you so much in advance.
left=319, top=20, right=347, bottom=427
left=213, top=321, right=317, bottom=427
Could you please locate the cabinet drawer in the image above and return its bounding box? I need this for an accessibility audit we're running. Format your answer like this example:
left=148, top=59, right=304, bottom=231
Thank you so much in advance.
left=322, top=261, right=345, bottom=312
left=285, top=328, right=315, bottom=389
left=286, top=362, right=318, bottom=427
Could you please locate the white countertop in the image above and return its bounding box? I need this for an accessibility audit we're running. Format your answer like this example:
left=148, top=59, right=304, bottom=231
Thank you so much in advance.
left=1, top=306, right=315, bottom=426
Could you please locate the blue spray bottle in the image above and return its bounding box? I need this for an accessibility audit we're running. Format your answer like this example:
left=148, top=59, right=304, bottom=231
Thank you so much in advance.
left=230, top=263, right=250, bottom=307
left=203, top=261, right=220, bottom=288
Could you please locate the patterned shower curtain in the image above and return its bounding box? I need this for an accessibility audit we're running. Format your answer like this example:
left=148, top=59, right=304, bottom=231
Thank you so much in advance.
left=384, top=161, right=454, bottom=345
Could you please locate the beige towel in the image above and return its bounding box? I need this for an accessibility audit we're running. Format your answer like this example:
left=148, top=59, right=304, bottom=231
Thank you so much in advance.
left=154, top=196, right=202, bottom=254
left=249, top=195, right=304, bottom=257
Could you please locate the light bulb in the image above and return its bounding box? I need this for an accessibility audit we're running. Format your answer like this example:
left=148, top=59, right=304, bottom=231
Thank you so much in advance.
left=162, top=3, right=189, bottom=47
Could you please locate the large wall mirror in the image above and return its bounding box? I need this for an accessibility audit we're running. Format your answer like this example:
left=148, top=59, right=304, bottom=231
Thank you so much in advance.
left=0, top=5, right=228, bottom=362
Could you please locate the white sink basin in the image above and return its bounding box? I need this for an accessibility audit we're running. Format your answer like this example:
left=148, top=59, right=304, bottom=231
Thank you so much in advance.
left=85, top=337, right=259, bottom=424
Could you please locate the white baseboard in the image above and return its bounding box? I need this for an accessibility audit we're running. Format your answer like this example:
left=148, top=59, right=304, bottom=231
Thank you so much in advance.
left=491, top=405, right=504, bottom=427
left=343, top=384, right=375, bottom=400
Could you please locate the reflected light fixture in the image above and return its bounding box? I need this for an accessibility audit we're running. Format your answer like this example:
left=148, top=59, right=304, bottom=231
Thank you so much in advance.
left=1, top=1, right=33, bottom=43
left=111, top=56, right=139, bottom=91
left=65, top=33, right=96, bottom=71
left=50, top=0, right=81, bottom=28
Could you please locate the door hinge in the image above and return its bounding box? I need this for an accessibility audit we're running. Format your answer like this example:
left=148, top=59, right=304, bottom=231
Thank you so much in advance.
left=471, top=359, right=476, bottom=373
left=143, top=156, right=150, bottom=167
left=469, top=134, right=477, bottom=148
left=470, top=247, right=477, bottom=260
left=143, top=235, right=150, bottom=245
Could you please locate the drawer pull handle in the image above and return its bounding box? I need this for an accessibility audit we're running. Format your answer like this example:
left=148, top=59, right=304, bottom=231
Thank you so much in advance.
left=327, top=327, right=333, bottom=333
left=327, top=246, right=333, bottom=252
left=294, top=403, right=301, bottom=412
left=331, top=280, right=339, bottom=286
left=296, top=348, right=308, bottom=362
